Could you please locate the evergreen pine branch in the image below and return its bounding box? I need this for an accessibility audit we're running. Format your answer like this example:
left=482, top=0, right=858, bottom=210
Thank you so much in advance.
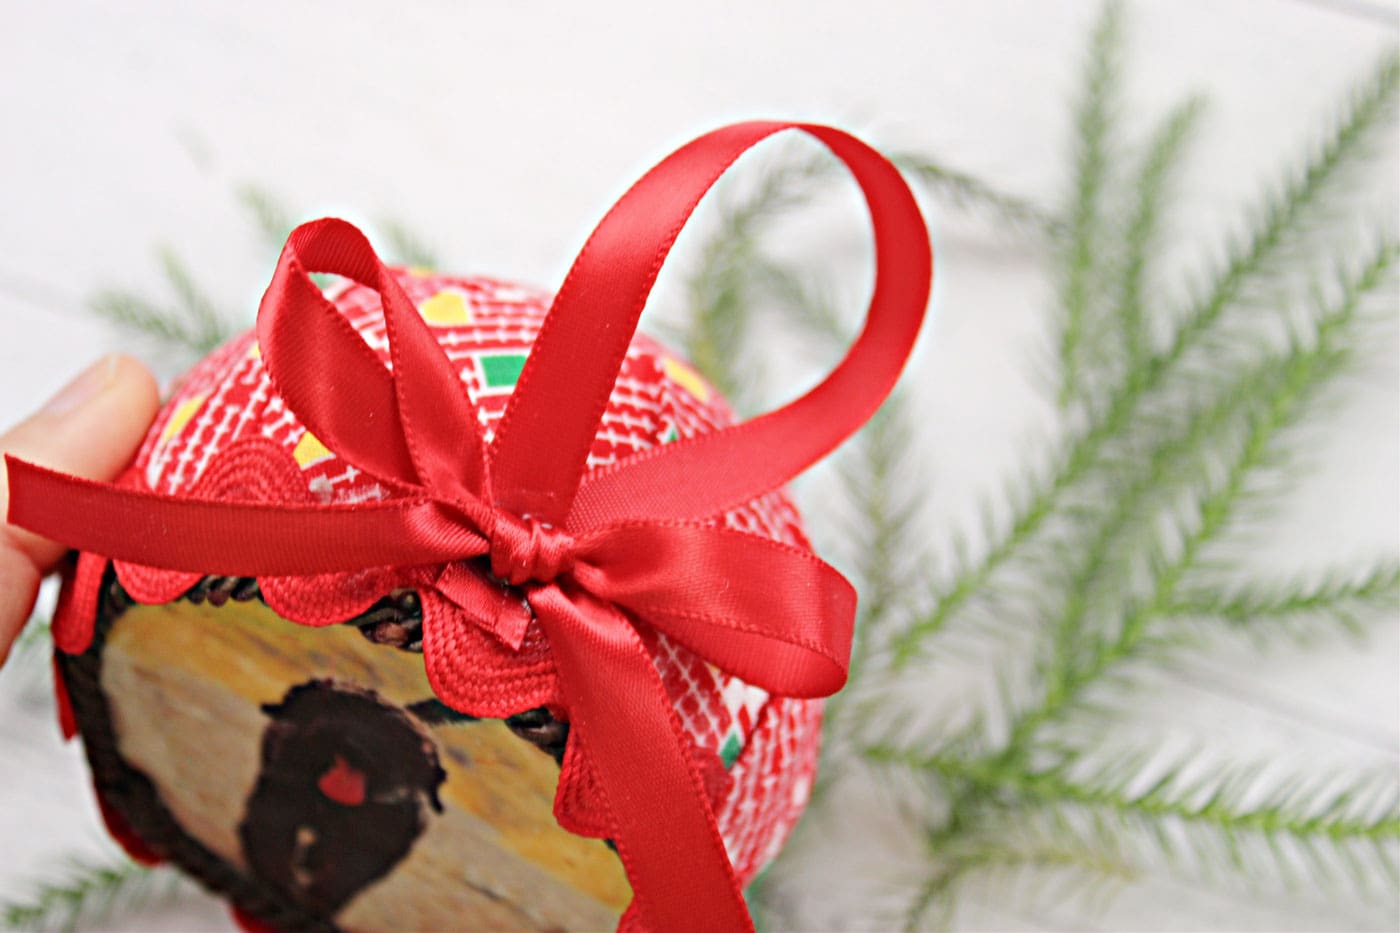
left=874, top=748, right=1399, bottom=899
left=900, top=865, right=960, bottom=933
left=234, top=182, right=341, bottom=290
left=1165, top=562, right=1400, bottom=639
left=236, top=183, right=299, bottom=254
left=1116, top=96, right=1205, bottom=369
left=804, top=140, right=1057, bottom=234
left=818, top=392, right=929, bottom=777
left=844, top=393, right=926, bottom=677
left=748, top=260, right=930, bottom=672
left=376, top=217, right=440, bottom=269
left=898, top=839, right=1005, bottom=933
left=1058, top=0, right=1125, bottom=407
left=680, top=140, right=1045, bottom=403
left=863, top=237, right=1396, bottom=918
left=11, top=614, right=51, bottom=658
left=1002, top=237, right=1396, bottom=751
left=1038, top=352, right=1283, bottom=704
left=2, top=855, right=176, bottom=932
left=744, top=867, right=776, bottom=933
left=899, top=826, right=1140, bottom=931
left=237, top=184, right=438, bottom=278
left=155, top=249, right=231, bottom=351
left=739, top=240, right=937, bottom=764
left=734, top=246, right=935, bottom=791
left=896, top=811, right=1024, bottom=933
left=756, top=259, right=850, bottom=349
left=889, top=51, right=1400, bottom=670
left=889, top=154, right=1058, bottom=234
left=676, top=164, right=815, bottom=409
left=89, top=249, right=235, bottom=358
left=1145, top=49, right=1398, bottom=392
left=678, top=137, right=1040, bottom=401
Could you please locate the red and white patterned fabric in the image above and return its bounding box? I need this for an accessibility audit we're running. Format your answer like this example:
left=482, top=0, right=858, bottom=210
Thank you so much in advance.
left=58, top=266, right=822, bottom=886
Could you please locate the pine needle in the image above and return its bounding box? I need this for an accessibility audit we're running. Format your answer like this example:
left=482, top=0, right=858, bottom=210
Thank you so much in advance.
left=376, top=217, right=440, bottom=269
left=236, top=182, right=299, bottom=254
left=886, top=750, right=1399, bottom=900
left=1115, top=95, right=1205, bottom=370
left=2, top=855, right=178, bottom=932
left=238, top=185, right=441, bottom=279
left=897, top=821, right=1140, bottom=931
left=1165, top=562, right=1400, bottom=642
left=11, top=614, right=51, bottom=658
left=845, top=394, right=928, bottom=673
left=1036, top=350, right=1284, bottom=705
left=1058, top=0, right=1126, bottom=407
left=890, top=153, right=1058, bottom=234
left=88, top=240, right=237, bottom=358
left=749, top=258, right=932, bottom=677
left=817, top=391, right=930, bottom=790
left=675, top=162, right=817, bottom=410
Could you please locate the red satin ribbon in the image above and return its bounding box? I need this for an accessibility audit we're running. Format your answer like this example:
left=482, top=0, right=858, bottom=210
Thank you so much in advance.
left=6, top=121, right=931, bottom=932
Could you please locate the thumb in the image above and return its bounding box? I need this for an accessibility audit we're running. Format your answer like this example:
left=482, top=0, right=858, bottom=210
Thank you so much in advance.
left=0, top=354, right=160, bottom=665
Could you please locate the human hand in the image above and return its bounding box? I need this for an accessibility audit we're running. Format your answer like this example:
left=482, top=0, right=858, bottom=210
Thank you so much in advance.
left=0, top=355, right=159, bottom=666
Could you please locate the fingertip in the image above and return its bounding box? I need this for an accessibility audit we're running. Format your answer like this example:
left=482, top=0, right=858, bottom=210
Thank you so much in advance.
left=2, top=353, right=163, bottom=575
left=0, top=546, right=38, bottom=667
left=106, top=353, right=162, bottom=430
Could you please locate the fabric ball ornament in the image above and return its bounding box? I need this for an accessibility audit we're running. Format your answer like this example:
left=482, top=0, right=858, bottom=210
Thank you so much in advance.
left=8, top=122, right=932, bottom=933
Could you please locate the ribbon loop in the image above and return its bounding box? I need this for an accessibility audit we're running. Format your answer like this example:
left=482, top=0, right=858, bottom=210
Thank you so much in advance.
left=492, top=123, right=932, bottom=530
left=262, top=218, right=489, bottom=496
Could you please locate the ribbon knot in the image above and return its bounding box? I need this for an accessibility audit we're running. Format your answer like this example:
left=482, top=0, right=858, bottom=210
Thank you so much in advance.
left=489, top=511, right=575, bottom=586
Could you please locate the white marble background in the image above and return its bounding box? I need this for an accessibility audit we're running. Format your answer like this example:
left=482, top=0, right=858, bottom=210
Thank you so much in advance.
left=0, top=1, right=1396, bottom=930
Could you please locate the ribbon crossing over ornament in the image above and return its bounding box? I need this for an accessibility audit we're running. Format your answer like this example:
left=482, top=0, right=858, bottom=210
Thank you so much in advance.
left=7, top=121, right=932, bottom=933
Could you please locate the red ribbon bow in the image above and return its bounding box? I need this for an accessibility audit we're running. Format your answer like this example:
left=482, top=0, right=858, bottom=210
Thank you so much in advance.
left=7, top=121, right=931, bottom=932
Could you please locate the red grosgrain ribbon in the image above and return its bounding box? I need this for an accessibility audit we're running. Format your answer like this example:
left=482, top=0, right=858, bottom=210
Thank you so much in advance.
left=6, top=121, right=931, bottom=932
